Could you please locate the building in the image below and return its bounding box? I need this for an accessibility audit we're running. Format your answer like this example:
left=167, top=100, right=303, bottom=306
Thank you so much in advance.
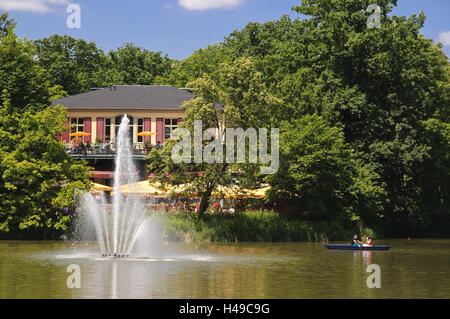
left=52, top=85, right=193, bottom=146
left=51, top=85, right=193, bottom=185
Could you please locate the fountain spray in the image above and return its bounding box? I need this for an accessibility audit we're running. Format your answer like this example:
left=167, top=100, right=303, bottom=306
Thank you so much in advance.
left=79, top=114, right=146, bottom=258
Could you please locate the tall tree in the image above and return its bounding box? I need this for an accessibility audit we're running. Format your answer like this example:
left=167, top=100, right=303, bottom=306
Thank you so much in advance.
left=104, top=43, right=173, bottom=86
left=0, top=26, right=91, bottom=239
left=0, top=12, right=16, bottom=39
left=220, top=0, right=449, bottom=236
left=157, top=45, right=230, bottom=87
left=34, top=35, right=107, bottom=95
left=148, top=58, right=282, bottom=218
left=0, top=29, right=49, bottom=113
left=267, top=114, right=385, bottom=225
left=0, top=103, right=91, bottom=239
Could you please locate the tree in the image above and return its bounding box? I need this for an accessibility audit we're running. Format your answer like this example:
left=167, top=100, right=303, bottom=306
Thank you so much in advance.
left=266, top=114, right=385, bottom=224
left=49, top=85, right=69, bottom=101
left=0, top=29, right=49, bottom=113
left=103, top=43, right=173, bottom=86
left=34, top=37, right=174, bottom=94
left=218, top=0, right=449, bottom=236
left=288, top=0, right=449, bottom=235
left=157, top=45, right=231, bottom=87
left=0, top=12, right=16, bottom=39
left=0, top=103, right=91, bottom=239
left=0, top=26, right=91, bottom=239
left=34, top=35, right=107, bottom=95
left=148, top=58, right=283, bottom=218
left=414, top=119, right=450, bottom=235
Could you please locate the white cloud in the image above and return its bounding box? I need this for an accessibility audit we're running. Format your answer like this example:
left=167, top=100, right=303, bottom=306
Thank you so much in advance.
left=0, top=0, right=69, bottom=13
left=179, top=0, right=243, bottom=11
left=437, top=31, right=450, bottom=47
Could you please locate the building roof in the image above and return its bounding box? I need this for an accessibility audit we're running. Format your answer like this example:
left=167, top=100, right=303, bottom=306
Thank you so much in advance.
left=51, top=85, right=193, bottom=110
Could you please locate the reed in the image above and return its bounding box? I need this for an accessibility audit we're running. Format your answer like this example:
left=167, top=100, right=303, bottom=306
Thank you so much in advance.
left=151, top=210, right=369, bottom=243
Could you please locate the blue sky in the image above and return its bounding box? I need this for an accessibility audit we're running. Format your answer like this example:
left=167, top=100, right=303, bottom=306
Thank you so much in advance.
left=2, top=0, right=450, bottom=60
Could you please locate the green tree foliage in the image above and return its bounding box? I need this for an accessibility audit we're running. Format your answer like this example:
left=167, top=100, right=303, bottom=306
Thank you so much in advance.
left=289, top=0, right=449, bottom=236
left=0, top=26, right=91, bottom=239
left=34, top=35, right=107, bottom=95
left=34, top=36, right=173, bottom=94
left=0, top=102, right=91, bottom=238
left=148, top=58, right=282, bottom=218
left=1, top=0, right=448, bottom=237
left=157, top=45, right=231, bottom=87
left=214, top=0, right=449, bottom=236
left=102, top=43, right=172, bottom=87
left=48, top=85, right=69, bottom=101
left=267, top=114, right=385, bottom=224
left=0, top=29, right=49, bottom=113
left=415, top=119, right=450, bottom=235
left=0, top=12, right=16, bottom=39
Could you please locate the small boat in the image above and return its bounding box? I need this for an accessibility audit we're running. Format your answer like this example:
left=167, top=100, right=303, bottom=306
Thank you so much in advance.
left=324, top=244, right=390, bottom=251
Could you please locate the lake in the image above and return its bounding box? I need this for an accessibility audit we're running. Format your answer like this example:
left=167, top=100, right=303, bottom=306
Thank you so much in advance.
left=0, top=239, right=448, bottom=298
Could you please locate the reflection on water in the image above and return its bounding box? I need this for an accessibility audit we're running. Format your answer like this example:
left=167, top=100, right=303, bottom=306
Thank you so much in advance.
left=0, top=240, right=449, bottom=298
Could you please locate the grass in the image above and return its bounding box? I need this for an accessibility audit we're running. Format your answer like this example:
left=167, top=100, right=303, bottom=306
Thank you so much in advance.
left=150, top=210, right=367, bottom=243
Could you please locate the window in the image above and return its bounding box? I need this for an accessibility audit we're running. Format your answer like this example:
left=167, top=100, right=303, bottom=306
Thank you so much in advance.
left=137, top=118, right=144, bottom=143
left=70, top=118, right=84, bottom=134
left=164, top=118, right=178, bottom=140
left=105, top=118, right=111, bottom=142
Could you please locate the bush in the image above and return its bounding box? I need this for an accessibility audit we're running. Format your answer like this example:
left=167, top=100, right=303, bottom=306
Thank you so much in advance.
left=150, top=210, right=370, bottom=243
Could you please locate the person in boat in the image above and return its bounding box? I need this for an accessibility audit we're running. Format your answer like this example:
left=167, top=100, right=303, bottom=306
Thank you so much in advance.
left=350, top=234, right=362, bottom=247
left=360, top=236, right=373, bottom=247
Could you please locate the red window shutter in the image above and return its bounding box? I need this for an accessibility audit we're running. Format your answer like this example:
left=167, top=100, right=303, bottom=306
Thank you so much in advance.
left=61, top=118, right=70, bottom=142
left=96, top=117, right=104, bottom=143
left=156, top=118, right=164, bottom=144
left=144, top=118, right=151, bottom=142
left=84, top=117, right=91, bottom=143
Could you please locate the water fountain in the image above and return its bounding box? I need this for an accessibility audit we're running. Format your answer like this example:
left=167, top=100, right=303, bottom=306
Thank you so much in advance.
left=78, top=114, right=147, bottom=258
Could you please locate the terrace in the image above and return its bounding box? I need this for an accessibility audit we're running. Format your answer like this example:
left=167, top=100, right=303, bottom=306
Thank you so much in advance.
left=64, top=142, right=161, bottom=160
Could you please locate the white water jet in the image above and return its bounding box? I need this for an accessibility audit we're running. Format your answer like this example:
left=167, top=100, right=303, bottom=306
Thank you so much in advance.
left=132, top=217, right=165, bottom=258
left=77, top=114, right=149, bottom=258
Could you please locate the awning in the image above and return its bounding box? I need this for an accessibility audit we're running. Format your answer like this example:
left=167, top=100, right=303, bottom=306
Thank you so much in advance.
left=137, top=131, right=156, bottom=136
left=91, top=182, right=113, bottom=192
left=90, top=182, right=113, bottom=195
left=90, top=171, right=114, bottom=178
left=90, top=171, right=139, bottom=179
left=70, top=132, right=91, bottom=137
left=212, top=186, right=270, bottom=199
left=112, top=181, right=167, bottom=197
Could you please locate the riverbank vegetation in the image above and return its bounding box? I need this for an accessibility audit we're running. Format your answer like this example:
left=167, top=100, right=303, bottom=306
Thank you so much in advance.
left=151, top=211, right=375, bottom=243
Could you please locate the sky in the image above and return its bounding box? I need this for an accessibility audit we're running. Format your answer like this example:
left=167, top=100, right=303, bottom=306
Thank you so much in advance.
left=2, top=0, right=450, bottom=60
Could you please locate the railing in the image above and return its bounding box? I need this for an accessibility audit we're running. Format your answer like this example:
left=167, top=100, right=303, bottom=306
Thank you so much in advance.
left=65, top=143, right=162, bottom=157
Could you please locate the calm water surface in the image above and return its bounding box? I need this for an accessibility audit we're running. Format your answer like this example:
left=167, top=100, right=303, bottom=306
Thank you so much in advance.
left=0, top=239, right=448, bottom=298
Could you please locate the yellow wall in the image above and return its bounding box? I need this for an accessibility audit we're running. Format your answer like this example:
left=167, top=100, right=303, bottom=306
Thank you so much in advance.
left=67, top=109, right=185, bottom=145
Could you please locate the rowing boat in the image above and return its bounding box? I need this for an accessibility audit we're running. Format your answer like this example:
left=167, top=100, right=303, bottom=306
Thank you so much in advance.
left=324, top=244, right=390, bottom=251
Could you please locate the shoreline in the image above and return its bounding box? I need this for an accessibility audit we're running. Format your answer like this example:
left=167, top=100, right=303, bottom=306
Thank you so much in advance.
left=1, top=210, right=448, bottom=242
left=151, top=210, right=376, bottom=243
